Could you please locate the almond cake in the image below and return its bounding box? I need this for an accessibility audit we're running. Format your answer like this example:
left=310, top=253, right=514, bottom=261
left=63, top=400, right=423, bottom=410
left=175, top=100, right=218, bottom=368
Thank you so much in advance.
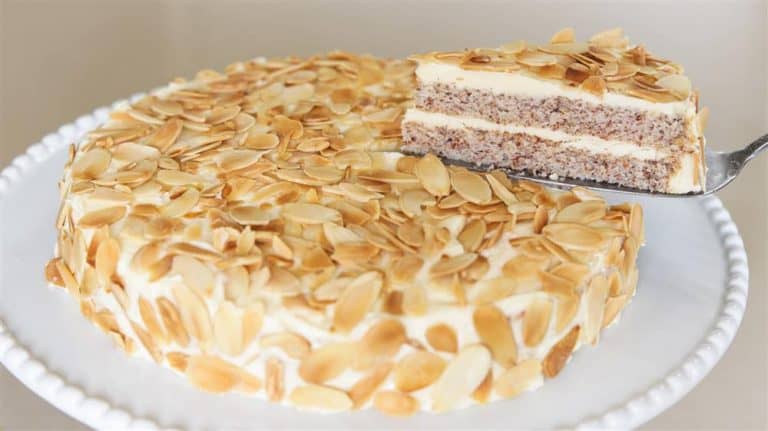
left=403, top=28, right=708, bottom=193
left=45, top=41, right=643, bottom=417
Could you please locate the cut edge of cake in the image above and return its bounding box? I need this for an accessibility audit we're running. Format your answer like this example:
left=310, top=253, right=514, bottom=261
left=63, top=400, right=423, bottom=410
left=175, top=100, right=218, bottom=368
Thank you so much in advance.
left=402, top=27, right=708, bottom=194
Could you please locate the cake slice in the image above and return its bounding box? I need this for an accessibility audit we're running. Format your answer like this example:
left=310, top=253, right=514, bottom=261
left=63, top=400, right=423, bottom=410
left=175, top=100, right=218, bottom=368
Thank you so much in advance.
left=402, top=28, right=708, bottom=193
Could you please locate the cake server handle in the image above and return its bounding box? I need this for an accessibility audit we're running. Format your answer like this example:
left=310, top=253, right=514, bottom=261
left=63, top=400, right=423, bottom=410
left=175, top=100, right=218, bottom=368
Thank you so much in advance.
left=705, top=133, right=768, bottom=194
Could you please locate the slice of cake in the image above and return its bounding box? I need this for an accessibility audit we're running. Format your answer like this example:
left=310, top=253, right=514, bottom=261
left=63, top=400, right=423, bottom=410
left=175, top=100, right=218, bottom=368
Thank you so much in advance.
left=403, top=28, right=708, bottom=193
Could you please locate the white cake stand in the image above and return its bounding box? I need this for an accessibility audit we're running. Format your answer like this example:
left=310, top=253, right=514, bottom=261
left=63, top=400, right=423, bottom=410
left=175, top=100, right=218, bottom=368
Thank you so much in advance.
left=0, top=99, right=749, bottom=430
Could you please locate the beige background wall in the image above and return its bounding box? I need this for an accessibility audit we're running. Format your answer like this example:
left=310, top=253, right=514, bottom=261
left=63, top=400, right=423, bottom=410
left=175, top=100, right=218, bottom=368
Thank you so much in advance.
left=1, top=0, right=766, bottom=429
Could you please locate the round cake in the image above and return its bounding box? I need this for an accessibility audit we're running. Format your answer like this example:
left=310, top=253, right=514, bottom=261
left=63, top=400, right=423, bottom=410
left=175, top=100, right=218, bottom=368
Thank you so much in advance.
left=45, top=52, right=642, bottom=416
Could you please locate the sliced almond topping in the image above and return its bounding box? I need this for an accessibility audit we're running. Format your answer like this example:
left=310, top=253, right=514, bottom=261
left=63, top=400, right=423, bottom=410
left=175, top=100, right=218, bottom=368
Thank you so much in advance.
left=156, top=296, right=189, bottom=347
left=265, top=357, right=285, bottom=402
left=138, top=297, right=167, bottom=346
left=583, top=275, right=610, bottom=345
left=299, top=342, right=355, bottom=384
left=656, top=74, right=692, bottom=99
left=580, top=76, right=607, bottom=97
left=229, top=205, right=271, bottom=226
left=213, top=302, right=243, bottom=356
left=413, top=153, right=451, bottom=197
left=172, top=285, right=213, bottom=349
left=425, top=323, right=458, bottom=353
left=451, top=170, right=491, bottom=204
left=522, top=298, right=553, bottom=347
left=458, top=218, right=486, bottom=252
left=94, top=237, right=119, bottom=285
left=148, top=118, right=183, bottom=151
left=186, top=354, right=242, bottom=393
left=260, top=332, right=311, bottom=359
left=349, top=362, right=393, bottom=408
left=494, top=359, right=542, bottom=399
left=516, top=50, right=557, bottom=67
left=373, top=391, right=419, bottom=417
left=166, top=351, right=189, bottom=372
left=555, top=295, right=581, bottom=333
left=289, top=385, right=353, bottom=412
left=160, top=188, right=200, bottom=218
left=542, top=223, right=607, bottom=251
left=550, top=27, right=575, bottom=44
left=394, top=350, right=446, bottom=392
left=431, top=344, right=492, bottom=412
left=543, top=325, right=580, bottom=378
left=472, top=305, right=518, bottom=368
left=78, top=206, right=126, bottom=228
left=283, top=203, right=341, bottom=224
left=555, top=200, right=607, bottom=224
left=172, top=255, right=215, bottom=295
left=430, top=253, right=478, bottom=277
left=332, top=271, right=382, bottom=332
left=72, top=148, right=111, bottom=179
left=355, top=319, right=406, bottom=370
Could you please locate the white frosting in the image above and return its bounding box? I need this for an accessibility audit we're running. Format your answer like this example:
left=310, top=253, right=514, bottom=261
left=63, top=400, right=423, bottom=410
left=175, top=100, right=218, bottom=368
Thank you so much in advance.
left=667, top=152, right=701, bottom=193
left=404, top=109, right=669, bottom=161
left=417, top=62, right=692, bottom=116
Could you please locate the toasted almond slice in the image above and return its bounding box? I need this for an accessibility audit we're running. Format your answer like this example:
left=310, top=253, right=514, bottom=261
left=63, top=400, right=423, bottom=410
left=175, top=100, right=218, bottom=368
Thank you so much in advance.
left=499, top=40, right=526, bottom=54
left=216, top=149, right=265, bottom=172
left=451, top=170, right=491, bottom=204
left=402, top=285, right=428, bottom=316
left=94, top=237, right=120, bottom=285
left=299, top=342, right=355, bottom=384
left=656, top=74, right=692, bottom=99
left=241, top=302, right=264, bottom=348
left=580, top=75, right=607, bottom=97
left=130, top=320, right=162, bottom=362
left=555, top=200, right=607, bottom=224
left=550, top=27, right=575, bottom=44
left=425, top=323, right=458, bottom=353
left=333, top=271, right=382, bottom=332
left=373, top=391, right=419, bottom=417
left=186, top=354, right=241, bottom=393
left=304, top=166, right=344, bottom=183
left=155, top=170, right=207, bottom=187
left=148, top=118, right=183, bottom=151
left=156, top=296, right=189, bottom=346
left=584, top=275, right=610, bottom=345
left=629, top=203, right=644, bottom=242
left=413, top=153, right=450, bottom=197
left=160, top=188, right=200, bottom=218
left=72, top=148, right=111, bottom=179
left=399, top=188, right=434, bottom=217
left=113, top=142, right=161, bottom=163
left=172, top=255, right=215, bottom=295
left=213, top=302, right=243, bottom=356
left=458, top=219, right=486, bottom=252
left=430, top=253, right=478, bottom=277
left=322, top=222, right=363, bottom=246
left=522, top=298, right=553, bottom=347
left=542, top=223, right=607, bottom=251
left=555, top=295, right=581, bottom=333
left=543, top=325, right=580, bottom=378
left=138, top=297, right=167, bottom=345
left=354, top=319, right=406, bottom=370
left=283, top=203, right=341, bottom=224
left=348, top=362, right=393, bottom=408
left=394, top=350, right=446, bottom=392
left=265, top=357, right=285, bottom=402
left=78, top=206, right=126, bottom=228
left=290, top=385, right=353, bottom=412
left=517, top=50, right=557, bottom=67
left=494, top=359, right=542, bottom=399
left=463, top=359, right=491, bottom=400
left=431, top=344, right=492, bottom=412
left=473, top=305, right=518, bottom=367
left=166, top=351, right=189, bottom=372
left=260, top=332, right=311, bottom=359
left=172, top=285, right=213, bottom=349
left=229, top=205, right=271, bottom=225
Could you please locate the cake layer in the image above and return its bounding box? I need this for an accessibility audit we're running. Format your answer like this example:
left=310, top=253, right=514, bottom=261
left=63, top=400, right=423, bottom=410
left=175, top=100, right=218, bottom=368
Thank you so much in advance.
left=402, top=119, right=700, bottom=193
left=405, top=109, right=672, bottom=160
left=416, top=81, right=690, bottom=147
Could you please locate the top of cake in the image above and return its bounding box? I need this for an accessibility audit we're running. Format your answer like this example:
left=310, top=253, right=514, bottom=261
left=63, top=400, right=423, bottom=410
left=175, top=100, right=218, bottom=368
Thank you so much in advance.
left=410, top=28, right=697, bottom=107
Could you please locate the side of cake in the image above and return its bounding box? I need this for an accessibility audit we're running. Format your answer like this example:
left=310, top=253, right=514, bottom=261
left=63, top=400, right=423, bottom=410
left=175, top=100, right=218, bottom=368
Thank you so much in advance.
left=403, top=28, right=708, bottom=193
left=45, top=52, right=642, bottom=416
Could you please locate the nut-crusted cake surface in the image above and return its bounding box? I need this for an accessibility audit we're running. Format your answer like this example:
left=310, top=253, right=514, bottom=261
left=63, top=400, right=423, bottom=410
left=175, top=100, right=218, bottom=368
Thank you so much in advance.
left=45, top=51, right=643, bottom=416
left=404, top=28, right=708, bottom=193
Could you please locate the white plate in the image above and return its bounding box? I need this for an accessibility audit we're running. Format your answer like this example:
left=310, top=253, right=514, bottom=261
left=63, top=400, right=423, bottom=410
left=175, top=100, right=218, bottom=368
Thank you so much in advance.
left=0, top=103, right=749, bottom=430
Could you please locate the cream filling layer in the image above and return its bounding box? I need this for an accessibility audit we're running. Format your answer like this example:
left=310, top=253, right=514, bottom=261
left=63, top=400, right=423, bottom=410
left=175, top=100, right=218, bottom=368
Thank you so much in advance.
left=417, top=62, right=694, bottom=116
left=405, top=109, right=670, bottom=161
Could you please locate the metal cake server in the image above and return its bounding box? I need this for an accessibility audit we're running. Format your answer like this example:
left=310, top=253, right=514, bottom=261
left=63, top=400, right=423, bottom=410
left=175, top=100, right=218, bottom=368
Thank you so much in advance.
left=500, top=134, right=768, bottom=197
